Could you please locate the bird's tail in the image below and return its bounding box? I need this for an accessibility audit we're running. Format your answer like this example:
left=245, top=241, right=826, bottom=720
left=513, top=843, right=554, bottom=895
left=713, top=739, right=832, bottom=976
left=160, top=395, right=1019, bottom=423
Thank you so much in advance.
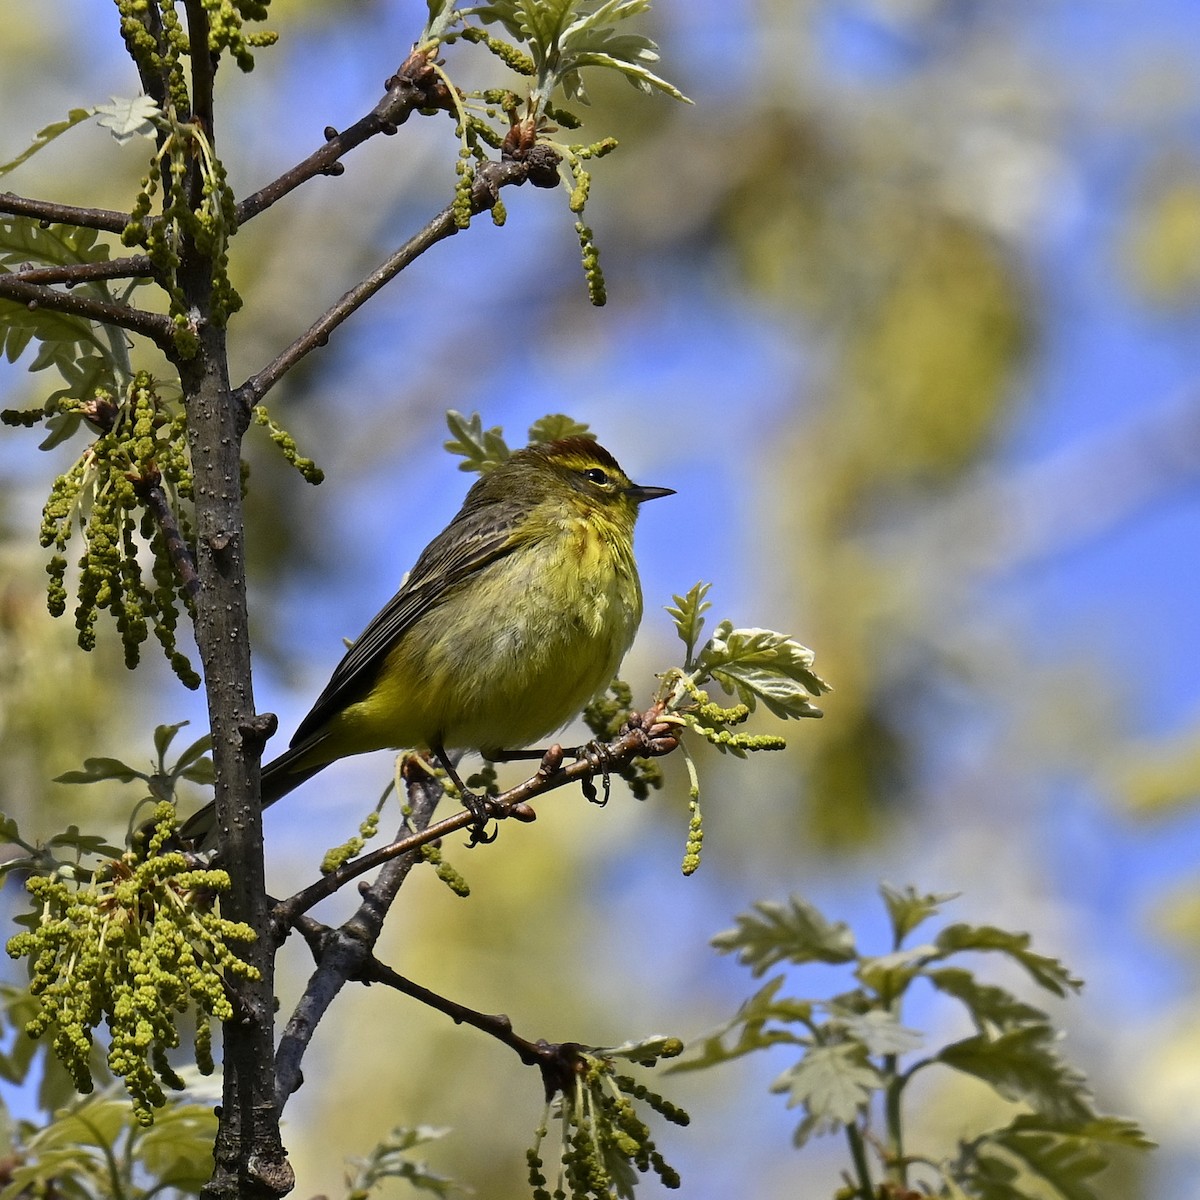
left=177, top=740, right=328, bottom=846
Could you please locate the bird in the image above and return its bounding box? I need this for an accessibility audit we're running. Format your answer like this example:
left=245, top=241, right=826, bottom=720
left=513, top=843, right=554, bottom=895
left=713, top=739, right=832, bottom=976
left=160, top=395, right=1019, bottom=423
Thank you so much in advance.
left=180, top=436, right=673, bottom=843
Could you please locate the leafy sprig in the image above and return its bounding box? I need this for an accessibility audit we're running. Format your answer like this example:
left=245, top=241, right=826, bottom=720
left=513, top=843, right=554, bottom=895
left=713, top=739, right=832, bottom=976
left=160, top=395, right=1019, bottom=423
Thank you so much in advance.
left=443, top=408, right=594, bottom=473
left=527, top=1035, right=688, bottom=1200
left=5, top=802, right=258, bottom=1126
left=9, top=372, right=202, bottom=686
left=417, top=2, right=690, bottom=302
left=672, top=886, right=1154, bottom=1199
left=344, top=1125, right=466, bottom=1199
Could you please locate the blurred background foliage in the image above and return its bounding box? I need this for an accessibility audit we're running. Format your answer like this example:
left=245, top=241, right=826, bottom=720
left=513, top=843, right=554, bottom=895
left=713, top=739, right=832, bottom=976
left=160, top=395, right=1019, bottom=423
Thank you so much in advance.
left=2, top=0, right=1200, bottom=1197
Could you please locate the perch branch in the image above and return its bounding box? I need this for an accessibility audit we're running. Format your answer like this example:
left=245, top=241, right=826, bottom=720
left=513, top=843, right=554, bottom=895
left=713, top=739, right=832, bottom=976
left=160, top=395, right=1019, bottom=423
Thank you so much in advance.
left=271, top=706, right=678, bottom=931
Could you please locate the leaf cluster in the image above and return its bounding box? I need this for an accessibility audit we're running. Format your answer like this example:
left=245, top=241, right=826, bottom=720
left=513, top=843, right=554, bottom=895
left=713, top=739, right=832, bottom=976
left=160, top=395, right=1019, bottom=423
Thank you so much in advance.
left=443, top=407, right=594, bottom=472
left=527, top=1035, right=689, bottom=1200
left=464, top=1, right=689, bottom=108
left=674, top=887, right=1153, bottom=1199
left=5, top=801, right=258, bottom=1126
left=8, top=372, right=202, bottom=686
left=344, top=1125, right=466, bottom=1199
left=0, top=217, right=134, bottom=414
left=420, top=2, right=689, bottom=301
left=0, top=1088, right=218, bottom=1200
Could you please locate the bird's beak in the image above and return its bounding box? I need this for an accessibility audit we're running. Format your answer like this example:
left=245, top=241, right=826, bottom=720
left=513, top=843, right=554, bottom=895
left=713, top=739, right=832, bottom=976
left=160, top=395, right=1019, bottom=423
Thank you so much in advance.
left=627, top=484, right=676, bottom=504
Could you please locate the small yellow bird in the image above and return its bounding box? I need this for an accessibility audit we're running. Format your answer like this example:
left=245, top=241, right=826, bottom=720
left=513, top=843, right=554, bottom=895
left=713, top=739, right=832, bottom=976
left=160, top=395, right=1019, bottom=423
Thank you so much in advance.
left=183, top=436, right=672, bottom=842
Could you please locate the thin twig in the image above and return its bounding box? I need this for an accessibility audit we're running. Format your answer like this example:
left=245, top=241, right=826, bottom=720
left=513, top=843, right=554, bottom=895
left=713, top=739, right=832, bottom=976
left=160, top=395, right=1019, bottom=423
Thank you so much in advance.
left=234, top=49, right=457, bottom=226
left=133, top=472, right=201, bottom=600
left=235, top=157, right=538, bottom=409
left=271, top=707, right=678, bottom=930
left=0, top=274, right=176, bottom=350
left=360, top=955, right=588, bottom=1099
left=0, top=190, right=130, bottom=234
left=273, top=770, right=446, bottom=1110
left=8, top=256, right=155, bottom=286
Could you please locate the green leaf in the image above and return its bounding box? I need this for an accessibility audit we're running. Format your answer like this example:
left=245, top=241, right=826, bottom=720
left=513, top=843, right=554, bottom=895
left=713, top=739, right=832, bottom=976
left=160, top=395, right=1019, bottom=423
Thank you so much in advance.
left=970, top=1119, right=1152, bottom=1200
left=937, top=1025, right=1096, bottom=1124
left=926, top=966, right=1050, bottom=1033
left=134, top=1101, right=221, bottom=1190
left=527, top=413, right=592, bottom=443
left=93, top=95, right=162, bottom=144
left=0, top=813, right=21, bottom=844
left=934, top=924, right=1082, bottom=997
left=1006, top=1112, right=1155, bottom=1151
left=855, top=945, right=937, bottom=997
left=54, top=757, right=146, bottom=785
left=837, top=1010, right=924, bottom=1057
left=45, top=826, right=123, bottom=858
left=770, top=1042, right=883, bottom=1136
left=669, top=976, right=811, bottom=1073
left=697, top=620, right=830, bottom=720
left=344, top=1125, right=465, bottom=1198
left=665, top=582, right=711, bottom=665
left=598, top=1033, right=684, bottom=1066
left=0, top=108, right=94, bottom=177
left=713, top=896, right=856, bottom=975
left=179, top=759, right=216, bottom=785
left=153, top=720, right=191, bottom=764
left=443, top=409, right=510, bottom=474
left=880, top=882, right=959, bottom=945
left=171, top=732, right=213, bottom=772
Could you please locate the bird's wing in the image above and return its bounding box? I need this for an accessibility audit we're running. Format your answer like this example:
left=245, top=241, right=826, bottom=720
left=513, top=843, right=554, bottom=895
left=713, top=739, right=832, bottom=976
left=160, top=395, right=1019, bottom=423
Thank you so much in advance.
left=289, top=500, right=529, bottom=745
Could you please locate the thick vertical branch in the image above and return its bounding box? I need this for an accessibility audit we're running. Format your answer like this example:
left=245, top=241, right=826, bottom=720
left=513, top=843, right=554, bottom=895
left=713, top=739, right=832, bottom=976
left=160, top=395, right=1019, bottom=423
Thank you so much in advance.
left=174, top=3, right=290, bottom=1197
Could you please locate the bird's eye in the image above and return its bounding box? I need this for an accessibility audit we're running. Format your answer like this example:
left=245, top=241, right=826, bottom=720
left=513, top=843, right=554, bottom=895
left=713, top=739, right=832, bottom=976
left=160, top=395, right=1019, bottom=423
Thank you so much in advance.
left=582, top=467, right=610, bottom=486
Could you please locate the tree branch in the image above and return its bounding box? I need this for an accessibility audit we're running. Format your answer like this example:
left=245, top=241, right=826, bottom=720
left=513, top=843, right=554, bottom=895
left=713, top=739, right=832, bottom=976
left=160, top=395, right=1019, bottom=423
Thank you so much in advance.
left=7, top=256, right=154, bottom=286
left=0, top=190, right=130, bottom=234
left=273, top=770, right=446, bottom=1111
left=359, top=955, right=590, bottom=1100
left=234, top=49, right=457, bottom=226
left=132, top=470, right=201, bottom=601
left=271, top=707, right=678, bottom=932
left=0, top=274, right=176, bottom=350
left=236, top=156, right=550, bottom=408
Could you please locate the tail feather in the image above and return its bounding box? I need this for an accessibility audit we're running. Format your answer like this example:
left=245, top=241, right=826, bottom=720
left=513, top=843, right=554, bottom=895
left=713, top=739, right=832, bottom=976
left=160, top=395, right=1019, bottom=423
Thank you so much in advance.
left=178, top=739, right=329, bottom=846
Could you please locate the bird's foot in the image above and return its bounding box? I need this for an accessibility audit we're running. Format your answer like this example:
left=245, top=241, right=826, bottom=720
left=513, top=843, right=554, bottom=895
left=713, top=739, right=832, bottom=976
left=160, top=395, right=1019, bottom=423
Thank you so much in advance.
left=461, top=788, right=499, bottom=846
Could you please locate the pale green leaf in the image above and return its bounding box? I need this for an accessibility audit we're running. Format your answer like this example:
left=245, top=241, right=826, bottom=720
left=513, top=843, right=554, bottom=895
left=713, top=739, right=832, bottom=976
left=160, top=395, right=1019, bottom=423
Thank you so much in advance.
left=880, top=882, right=959, bottom=945
left=344, top=1125, right=465, bottom=1197
left=926, top=967, right=1049, bottom=1033
left=855, top=944, right=937, bottom=996
left=443, top=409, right=510, bottom=474
left=934, top=924, right=1082, bottom=997
left=598, top=1033, right=684, bottom=1065
left=698, top=620, right=830, bottom=719
left=665, top=582, right=711, bottom=664
left=713, top=896, right=856, bottom=974
left=1006, top=1112, right=1155, bottom=1151
left=770, top=1042, right=883, bottom=1129
left=45, top=826, right=123, bottom=857
left=838, top=1009, right=924, bottom=1057
left=94, top=95, right=162, bottom=144
left=0, top=108, right=94, bottom=177
left=937, top=1025, right=1096, bottom=1124
left=527, top=412, right=592, bottom=443
left=54, top=756, right=146, bottom=785
left=669, top=977, right=812, bottom=1073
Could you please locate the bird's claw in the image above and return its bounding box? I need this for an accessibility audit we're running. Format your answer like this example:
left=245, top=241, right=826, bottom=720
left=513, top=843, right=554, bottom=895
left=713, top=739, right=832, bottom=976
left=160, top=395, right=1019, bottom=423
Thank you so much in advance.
left=462, top=789, right=499, bottom=846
